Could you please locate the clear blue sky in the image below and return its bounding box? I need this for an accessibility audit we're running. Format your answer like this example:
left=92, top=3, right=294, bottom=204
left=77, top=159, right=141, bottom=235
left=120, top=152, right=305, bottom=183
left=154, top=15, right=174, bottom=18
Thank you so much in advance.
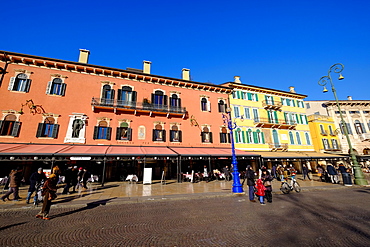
left=2, top=0, right=369, bottom=100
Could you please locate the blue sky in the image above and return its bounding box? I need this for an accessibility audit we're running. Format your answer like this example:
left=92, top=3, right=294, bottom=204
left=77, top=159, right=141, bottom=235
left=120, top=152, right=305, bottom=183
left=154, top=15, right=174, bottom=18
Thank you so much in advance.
left=2, top=0, right=369, bottom=100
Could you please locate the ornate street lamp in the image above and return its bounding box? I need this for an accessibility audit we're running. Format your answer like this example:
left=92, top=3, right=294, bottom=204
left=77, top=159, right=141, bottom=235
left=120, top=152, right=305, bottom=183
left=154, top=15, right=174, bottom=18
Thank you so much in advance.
left=318, top=63, right=368, bottom=185
left=222, top=108, right=244, bottom=193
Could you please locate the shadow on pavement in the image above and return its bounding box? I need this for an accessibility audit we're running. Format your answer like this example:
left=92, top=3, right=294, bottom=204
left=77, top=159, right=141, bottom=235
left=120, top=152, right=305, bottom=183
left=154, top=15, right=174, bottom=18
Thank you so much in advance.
left=0, top=222, right=27, bottom=231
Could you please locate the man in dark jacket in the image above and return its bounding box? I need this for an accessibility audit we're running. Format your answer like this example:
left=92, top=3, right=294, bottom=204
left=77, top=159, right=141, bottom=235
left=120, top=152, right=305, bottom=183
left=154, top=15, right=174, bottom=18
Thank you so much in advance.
left=245, top=165, right=256, bottom=202
left=1, top=167, right=23, bottom=202
left=26, top=167, right=47, bottom=204
left=62, top=165, right=73, bottom=194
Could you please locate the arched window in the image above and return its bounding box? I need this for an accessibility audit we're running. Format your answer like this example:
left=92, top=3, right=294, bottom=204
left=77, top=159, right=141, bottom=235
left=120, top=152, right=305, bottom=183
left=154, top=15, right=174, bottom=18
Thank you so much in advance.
left=93, top=120, right=112, bottom=140
left=170, top=125, right=182, bottom=142
left=36, top=117, right=59, bottom=138
left=201, top=126, right=212, bottom=143
left=151, top=90, right=167, bottom=110
left=247, top=129, right=253, bottom=143
left=305, top=132, right=311, bottom=145
left=235, top=128, right=243, bottom=143
left=354, top=120, right=365, bottom=134
left=116, top=122, right=132, bottom=141
left=289, top=131, right=295, bottom=144
left=153, top=124, right=165, bottom=141
left=101, top=85, right=114, bottom=105
left=9, top=73, right=31, bottom=92
left=50, top=78, right=63, bottom=95
left=118, top=86, right=137, bottom=107
left=220, top=127, right=229, bottom=143
left=0, top=114, right=21, bottom=136
left=296, top=132, right=301, bottom=145
left=218, top=100, right=226, bottom=113
left=201, top=98, right=208, bottom=111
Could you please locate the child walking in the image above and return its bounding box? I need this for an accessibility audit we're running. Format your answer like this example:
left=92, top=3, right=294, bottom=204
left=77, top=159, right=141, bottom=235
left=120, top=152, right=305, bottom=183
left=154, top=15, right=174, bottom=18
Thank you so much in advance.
left=255, top=179, right=266, bottom=205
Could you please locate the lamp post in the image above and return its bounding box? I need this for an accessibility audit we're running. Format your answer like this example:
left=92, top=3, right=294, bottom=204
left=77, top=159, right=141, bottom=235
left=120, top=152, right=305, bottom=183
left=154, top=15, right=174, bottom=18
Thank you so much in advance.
left=222, top=108, right=244, bottom=193
left=318, top=63, right=368, bottom=185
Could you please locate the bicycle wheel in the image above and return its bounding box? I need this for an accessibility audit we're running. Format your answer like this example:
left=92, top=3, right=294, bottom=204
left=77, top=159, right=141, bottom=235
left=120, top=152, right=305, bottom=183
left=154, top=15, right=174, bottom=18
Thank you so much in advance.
left=293, top=182, right=301, bottom=193
left=280, top=183, right=290, bottom=194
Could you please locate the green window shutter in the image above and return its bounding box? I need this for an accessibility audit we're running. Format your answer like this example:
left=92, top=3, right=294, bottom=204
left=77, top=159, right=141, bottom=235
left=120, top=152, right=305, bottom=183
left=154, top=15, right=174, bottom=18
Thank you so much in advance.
left=267, top=110, right=271, bottom=122
left=274, top=111, right=278, bottom=123
left=292, top=100, right=296, bottom=107
left=247, top=93, right=252, bottom=100
left=242, top=130, right=246, bottom=143
left=271, top=97, right=274, bottom=104
left=255, top=94, right=259, bottom=101
left=234, top=132, right=239, bottom=143
left=245, top=131, right=249, bottom=143
left=253, top=132, right=258, bottom=143
left=237, top=91, right=241, bottom=99
left=261, top=132, right=265, bottom=144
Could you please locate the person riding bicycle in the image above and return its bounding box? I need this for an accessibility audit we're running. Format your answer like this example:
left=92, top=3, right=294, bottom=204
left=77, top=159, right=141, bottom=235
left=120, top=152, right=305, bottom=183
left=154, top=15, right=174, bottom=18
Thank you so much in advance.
left=288, top=164, right=297, bottom=187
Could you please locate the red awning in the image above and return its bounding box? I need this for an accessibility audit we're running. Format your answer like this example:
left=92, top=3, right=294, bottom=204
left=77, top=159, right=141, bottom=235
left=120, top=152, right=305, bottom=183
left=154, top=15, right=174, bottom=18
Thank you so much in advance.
left=170, top=147, right=259, bottom=157
left=106, top=146, right=145, bottom=156
left=0, top=144, right=69, bottom=155
left=140, top=147, right=177, bottom=156
left=55, top=145, right=109, bottom=156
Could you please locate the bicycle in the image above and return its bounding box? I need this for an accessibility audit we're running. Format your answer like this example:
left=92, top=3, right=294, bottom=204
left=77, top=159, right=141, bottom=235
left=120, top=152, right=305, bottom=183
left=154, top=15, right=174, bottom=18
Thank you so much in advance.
left=280, top=176, right=301, bottom=194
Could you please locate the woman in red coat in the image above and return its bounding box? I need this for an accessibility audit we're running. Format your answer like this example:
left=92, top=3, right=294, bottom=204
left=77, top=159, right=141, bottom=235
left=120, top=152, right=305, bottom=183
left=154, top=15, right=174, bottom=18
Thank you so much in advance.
left=255, top=179, right=266, bottom=205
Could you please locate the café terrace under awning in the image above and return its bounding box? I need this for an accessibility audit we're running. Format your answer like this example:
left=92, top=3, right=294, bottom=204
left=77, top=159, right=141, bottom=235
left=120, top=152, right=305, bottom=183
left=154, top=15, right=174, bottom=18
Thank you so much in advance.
left=250, top=151, right=348, bottom=160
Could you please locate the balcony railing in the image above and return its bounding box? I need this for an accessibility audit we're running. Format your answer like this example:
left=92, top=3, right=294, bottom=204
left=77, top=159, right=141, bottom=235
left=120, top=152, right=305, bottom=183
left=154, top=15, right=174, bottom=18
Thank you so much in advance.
left=320, top=131, right=328, bottom=136
left=359, top=133, right=370, bottom=141
left=268, top=143, right=288, bottom=151
left=91, top=98, right=187, bottom=114
left=262, top=100, right=282, bottom=110
left=254, top=118, right=297, bottom=129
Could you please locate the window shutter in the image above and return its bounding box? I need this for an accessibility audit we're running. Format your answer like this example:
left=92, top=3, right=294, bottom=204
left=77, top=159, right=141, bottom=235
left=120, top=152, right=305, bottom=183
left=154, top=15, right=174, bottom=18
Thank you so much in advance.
left=25, top=79, right=31, bottom=92
left=219, top=133, right=224, bottom=143
left=227, top=133, right=231, bottom=143
left=201, top=132, right=205, bottom=142
left=207, top=101, right=211, bottom=112
left=237, top=91, right=241, bottom=99
left=271, top=97, right=274, bottom=104
left=299, top=115, right=303, bottom=124
left=11, top=121, right=21, bottom=137
left=245, top=131, right=249, bottom=143
left=284, top=113, right=287, bottom=124
left=178, top=98, right=181, bottom=108
left=152, top=129, right=156, bottom=141
left=8, top=77, right=15, bottom=90
left=127, top=128, right=132, bottom=141
left=106, top=127, right=112, bottom=140
left=247, top=93, right=252, bottom=100
left=170, top=130, right=174, bottom=142
left=261, top=132, right=265, bottom=144
left=116, top=127, right=121, bottom=140
left=110, top=89, right=115, bottom=100
left=346, top=123, right=353, bottom=134
left=0, top=120, right=3, bottom=130
left=51, top=124, right=59, bottom=138
left=151, top=93, right=155, bottom=105
left=242, top=130, right=246, bottom=143
left=60, top=83, right=67, bottom=96
left=253, top=132, right=258, bottom=143
left=117, top=89, right=122, bottom=100
left=361, top=123, right=366, bottom=133
left=36, top=123, right=44, bottom=137
left=274, top=111, right=278, bottom=123
left=93, top=126, right=99, bottom=139
left=209, top=132, right=213, bottom=143
left=267, top=110, right=271, bottom=122
left=46, top=81, right=52, bottom=94
left=234, top=131, right=239, bottom=143
left=164, top=95, right=168, bottom=106
left=132, top=91, right=137, bottom=102
left=255, top=94, right=258, bottom=101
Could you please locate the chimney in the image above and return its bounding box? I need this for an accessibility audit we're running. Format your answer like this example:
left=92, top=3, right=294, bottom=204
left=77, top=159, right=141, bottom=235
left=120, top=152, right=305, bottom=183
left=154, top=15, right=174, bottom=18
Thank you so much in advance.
left=234, top=76, right=241, bottom=83
left=289, top=86, right=296, bottom=93
left=78, top=49, right=90, bottom=63
left=182, top=68, right=190, bottom=80
left=143, top=61, right=151, bottom=74
left=347, top=96, right=353, bottom=100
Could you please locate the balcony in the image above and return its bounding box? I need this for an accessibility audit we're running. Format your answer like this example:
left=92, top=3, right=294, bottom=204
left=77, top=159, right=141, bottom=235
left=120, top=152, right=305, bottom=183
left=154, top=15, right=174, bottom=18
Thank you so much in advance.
left=91, top=97, right=187, bottom=118
left=359, top=133, right=370, bottom=141
left=254, top=118, right=297, bottom=129
left=262, top=100, right=282, bottom=110
left=268, top=143, right=288, bottom=151
left=320, top=131, right=328, bottom=136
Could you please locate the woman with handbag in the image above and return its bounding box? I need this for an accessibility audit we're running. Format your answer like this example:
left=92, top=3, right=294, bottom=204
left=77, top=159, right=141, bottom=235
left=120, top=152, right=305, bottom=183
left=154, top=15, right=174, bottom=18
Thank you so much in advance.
left=35, top=174, right=58, bottom=220
left=261, top=170, right=273, bottom=203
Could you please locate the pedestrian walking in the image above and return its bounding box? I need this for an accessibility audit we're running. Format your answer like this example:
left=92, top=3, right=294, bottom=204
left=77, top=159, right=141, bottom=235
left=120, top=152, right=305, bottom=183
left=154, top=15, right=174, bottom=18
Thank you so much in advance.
left=82, top=168, right=91, bottom=189
left=222, top=166, right=230, bottom=181
left=245, top=165, right=256, bottom=202
left=1, top=167, right=23, bottom=202
left=71, top=166, right=78, bottom=193
left=302, top=164, right=311, bottom=180
left=62, top=165, right=73, bottom=194
left=255, top=179, right=266, bottom=205
left=317, top=164, right=324, bottom=182
left=277, top=165, right=284, bottom=181
left=327, top=164, right=339, bottom=184
left=271, top=164, right=277, bottom=179
left=25, top=168, right=47, bottom=204
left=261, top=170, right=273, bottom=203
left=35, top=174, right=58, bottom=220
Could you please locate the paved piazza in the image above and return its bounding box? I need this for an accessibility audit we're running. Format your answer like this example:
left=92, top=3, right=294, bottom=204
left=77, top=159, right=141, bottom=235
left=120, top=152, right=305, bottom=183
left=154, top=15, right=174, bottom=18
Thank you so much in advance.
left=0, top=186, right=369, bottom=246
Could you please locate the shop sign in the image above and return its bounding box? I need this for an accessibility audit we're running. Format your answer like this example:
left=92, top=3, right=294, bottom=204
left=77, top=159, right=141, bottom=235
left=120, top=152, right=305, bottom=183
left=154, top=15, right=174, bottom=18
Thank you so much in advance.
left=70, top=157, right=91, bottom=160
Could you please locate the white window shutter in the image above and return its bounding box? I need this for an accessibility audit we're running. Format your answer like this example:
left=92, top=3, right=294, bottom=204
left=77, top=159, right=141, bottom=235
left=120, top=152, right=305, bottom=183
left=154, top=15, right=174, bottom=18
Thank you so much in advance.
left=46, top=81, right=52, bottom=94
left=8, top=77, right=15, bottom=90
left=207, top=101, right=211, bottom=112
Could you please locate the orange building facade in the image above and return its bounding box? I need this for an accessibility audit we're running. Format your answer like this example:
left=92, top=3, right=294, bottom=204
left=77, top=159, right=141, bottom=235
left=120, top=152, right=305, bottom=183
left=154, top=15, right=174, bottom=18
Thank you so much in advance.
left=0, top=50, right=258, bottom=181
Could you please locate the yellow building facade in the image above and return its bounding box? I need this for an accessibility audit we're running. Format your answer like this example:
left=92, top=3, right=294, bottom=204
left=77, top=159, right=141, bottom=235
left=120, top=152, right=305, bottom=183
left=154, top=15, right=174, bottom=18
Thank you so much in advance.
left=307, top=114, right=341, bottom=153
left=223, top=80, right=315, bottom=153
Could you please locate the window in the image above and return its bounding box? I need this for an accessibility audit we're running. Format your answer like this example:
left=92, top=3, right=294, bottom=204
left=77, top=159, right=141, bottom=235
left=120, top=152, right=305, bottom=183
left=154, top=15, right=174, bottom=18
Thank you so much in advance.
left=265, top=95, right=274, bottom=105
left=218, top=100, right=226, bottom=113
left=296, top=132, right=301, bottom=145
left=335, top=111, right=346, bottom=114
left=340, top=122, right=353, bottom=135
left=329, top=125, right=334, bottom=135
left=267, top=110, right=278, bottom=124
left=305, top=103, right=310, bottom=109
left=233, top=106, right=240, bottom=118
left=36, top=117, right=59, bottom=138
left=320, top=125, right=327, bottom=135
left=322, top=139, right=330, bottom=150
left=235, top=128, right=243, bottom=143
left=297, top=101, right=304, bottom=108
left=46, top=78, right=66, bottom=96
left=170, top=94, right=182, bottom=112
left=331, top=139, right=339, bottom=149
left=93, top=121, right=112, bottom=140
left=253, top=108, right=259, bottom=122
left=243, top=107, right=250, bottom=119
left=201, top=126, right=212, bottom=143
left=153, top=124, right=166, bottom=142
left=248, top=93, right=258, bottom=102
left=255, top=130, right=264, bottom=144
left=170, top=125, right=182, bottom=142
left=152, top=90, right=167, bottom=110
left=246, top=129, right=253, bottom=143
left=363, top=111, right=370, bottom=114
left=101, top=85, right=115, bottom=106
left=289, top=131, right=295, bottom=145
left=118, top=86, right=137, bottom=107
left=354, top=120, right=366, bottom=134
left=116, top=122, right=132, bottom=141
left=219, top=127, right=230, bottom=143
left=201, top=97, right=210, bottom=111
left=305, top=133, right=311, bottom=145
left=8, top=73, right=31, bottom=92
left=0, top=114, right=21, bottom=137
left=349, top=111, right=360, bottom=114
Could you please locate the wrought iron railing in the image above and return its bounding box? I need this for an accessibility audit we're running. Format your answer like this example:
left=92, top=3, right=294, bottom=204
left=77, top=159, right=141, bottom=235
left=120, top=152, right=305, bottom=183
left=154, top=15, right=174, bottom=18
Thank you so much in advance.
left=254, top=117, right=297, bottom=125
left=91, top=98, right=187, bottom=114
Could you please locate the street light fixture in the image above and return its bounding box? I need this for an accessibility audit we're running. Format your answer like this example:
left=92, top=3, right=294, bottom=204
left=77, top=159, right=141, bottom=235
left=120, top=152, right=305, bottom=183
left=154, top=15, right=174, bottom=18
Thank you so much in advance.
left=318, top=63, right=368, bottom=185
left=222, top=108, right=244, bottom=194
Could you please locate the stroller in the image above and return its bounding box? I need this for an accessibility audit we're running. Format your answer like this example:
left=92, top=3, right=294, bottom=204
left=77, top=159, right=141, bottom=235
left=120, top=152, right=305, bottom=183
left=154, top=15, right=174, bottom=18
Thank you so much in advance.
left=33, top=180, right=44, bottom=206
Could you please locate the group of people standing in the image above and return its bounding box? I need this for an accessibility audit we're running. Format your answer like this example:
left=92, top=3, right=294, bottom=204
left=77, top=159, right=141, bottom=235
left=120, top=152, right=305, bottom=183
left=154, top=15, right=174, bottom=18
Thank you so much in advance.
left=245, top=165, right=273, bottom=205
